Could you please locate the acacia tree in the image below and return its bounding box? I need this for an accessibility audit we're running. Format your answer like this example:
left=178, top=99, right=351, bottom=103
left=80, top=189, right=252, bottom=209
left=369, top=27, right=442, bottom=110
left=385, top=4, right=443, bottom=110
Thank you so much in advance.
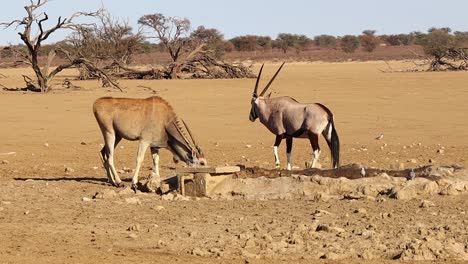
left=1, top=0, right=101, bottom=92
left=138, top=13, right=253, bottom=79
left=360, top=30, right=379, bottom=52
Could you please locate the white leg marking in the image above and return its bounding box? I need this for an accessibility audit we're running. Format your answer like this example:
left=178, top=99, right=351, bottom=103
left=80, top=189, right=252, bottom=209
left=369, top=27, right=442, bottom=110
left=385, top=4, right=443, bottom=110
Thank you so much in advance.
left=150, top=148, right=161, bottom=185
left=132, top=141, right=150, bottom=186
left=311, top=149, right=321, bottom=168
left=273, top=146, right=280, bottom=168
left=287, top=152, right=292, bottom=170
left=327, top=123, right=333, bottom=141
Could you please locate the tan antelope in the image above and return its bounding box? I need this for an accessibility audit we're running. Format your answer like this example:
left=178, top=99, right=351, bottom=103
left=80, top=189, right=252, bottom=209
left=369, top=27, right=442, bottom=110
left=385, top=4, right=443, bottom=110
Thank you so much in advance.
left=93, top=96, right=206, bottom=189
left=249, top=63, right=340, bottom=170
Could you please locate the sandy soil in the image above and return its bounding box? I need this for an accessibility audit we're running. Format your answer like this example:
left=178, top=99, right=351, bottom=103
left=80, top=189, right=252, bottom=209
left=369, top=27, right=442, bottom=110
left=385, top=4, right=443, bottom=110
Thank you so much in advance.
left=0, top=61, right=467, bottom=263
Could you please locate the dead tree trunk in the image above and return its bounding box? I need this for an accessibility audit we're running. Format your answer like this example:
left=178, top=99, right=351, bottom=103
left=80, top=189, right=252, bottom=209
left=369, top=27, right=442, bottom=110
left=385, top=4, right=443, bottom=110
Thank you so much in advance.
left=1, top=0, right=103, bottom=92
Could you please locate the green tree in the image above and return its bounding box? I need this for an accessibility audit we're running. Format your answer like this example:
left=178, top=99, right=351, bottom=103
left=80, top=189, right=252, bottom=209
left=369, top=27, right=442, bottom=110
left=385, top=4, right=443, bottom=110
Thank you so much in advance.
left=340, top=35, right=360, bottom=53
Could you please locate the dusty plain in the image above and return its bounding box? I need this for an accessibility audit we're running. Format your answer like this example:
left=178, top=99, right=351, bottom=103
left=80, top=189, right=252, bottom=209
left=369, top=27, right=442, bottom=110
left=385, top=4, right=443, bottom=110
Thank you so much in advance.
left=0, top=61, right=467, bottom=263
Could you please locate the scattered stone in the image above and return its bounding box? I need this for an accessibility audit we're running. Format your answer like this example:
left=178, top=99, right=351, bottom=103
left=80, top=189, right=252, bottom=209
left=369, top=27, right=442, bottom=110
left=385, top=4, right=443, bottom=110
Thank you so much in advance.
left=92, top=166, right=98, bottom=170
left=354, top=208, right=368, bottom=214
left=161, top=193, right=174, bottom=201
left=80, top=142, right=87, bottom=145
left=407, top=159, right=417, bottom=164
left=127, top=224, right=140, bottom=232
left=93, top=189, right=117, bottom=199
left=420, top=200, right=436, bottom=208
left=245, top=144, right=252, bottom=148
left=43, top=143, right=49, bottom=147
left=437, top=149, right=445, bottom=154
left=154, top=205, right=165, bottom=211
left=82, top=197, right=92, bottom=202
left=390, top=186, right=417, bottom=200
left=125, top=197, right=141, bottom=205
left=1, top=201, right=12, bottom=205
left=0, top=160, right=8, bottom=165
left=127, top=233, right=138, bottom=239
left=64, top=167, right=75, bottom=173
left=361, top=230, right=375, bottom=239
left=123, top=167, right=133, bottom=173
left=316, top=224, right=330, bottom=232
left=119, top=187, right=135, bottom=196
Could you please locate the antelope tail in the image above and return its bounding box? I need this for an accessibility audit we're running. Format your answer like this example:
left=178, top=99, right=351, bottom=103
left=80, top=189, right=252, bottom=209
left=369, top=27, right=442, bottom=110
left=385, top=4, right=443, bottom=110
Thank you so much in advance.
left=329, top=117, right=340, bottom=169
left=317, top=103, right=340, bottom=169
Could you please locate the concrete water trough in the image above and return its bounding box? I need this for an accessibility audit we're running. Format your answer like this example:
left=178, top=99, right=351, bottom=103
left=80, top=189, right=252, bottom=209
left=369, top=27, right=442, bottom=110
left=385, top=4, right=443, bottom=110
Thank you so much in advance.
left=173, top=164, right=467, bottom=199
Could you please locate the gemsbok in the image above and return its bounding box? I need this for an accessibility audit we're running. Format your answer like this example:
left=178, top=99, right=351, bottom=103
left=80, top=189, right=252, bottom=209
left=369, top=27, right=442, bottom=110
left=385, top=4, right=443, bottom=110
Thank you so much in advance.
left=93, top=96, right=206, bottom=189
left=248, top=62, right=340, bottom=170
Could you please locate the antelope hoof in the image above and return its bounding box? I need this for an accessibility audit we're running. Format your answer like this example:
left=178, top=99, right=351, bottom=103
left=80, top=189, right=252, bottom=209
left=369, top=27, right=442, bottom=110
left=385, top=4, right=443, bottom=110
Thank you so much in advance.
left=114, top=181, right=125, bottom=188
left=275, top=163, right=280, bottom=169
left=131, top=183, right=138, bottom=192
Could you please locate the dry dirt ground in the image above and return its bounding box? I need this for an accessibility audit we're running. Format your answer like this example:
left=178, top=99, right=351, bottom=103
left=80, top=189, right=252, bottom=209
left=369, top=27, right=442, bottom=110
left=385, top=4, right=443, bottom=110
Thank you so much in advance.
left=0, top=62, right=467, bottom=263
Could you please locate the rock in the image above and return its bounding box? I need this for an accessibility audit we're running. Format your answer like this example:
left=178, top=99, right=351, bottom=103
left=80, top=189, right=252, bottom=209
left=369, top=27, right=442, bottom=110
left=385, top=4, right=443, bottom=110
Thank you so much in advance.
left=161, top=193, right=174, bottom=201
left=93, top=189, right=117, bottom=199
left=312, top=209, right=332, bottom=217
left=154, top=205, right=165, bottom=211
left=245, top=144, right=252, bottom=148
left=64, top=167, right=75, bottom=173
left=390, top=186, right=417, bottom=200
left=43, top=142, right=49, bottom=147
left=354, top=208, right=367, bottom=214
left=437, top=149, right=445, bottom=154
left=316, top=224, right=330, bottom=232
left=127, top=233, right=138, bottom=239
left=420, top=200, right=436, bottom=208
left=92, top=166, right=98, bottom=170
left=0, top=160, right=8, bottom=165
left=127, top=224, right=140, bottom=232
left=119, top=187, right=135, bottom=196
left=80, top=142, right=87, bottom=145
left=361, top=230, right=375, bottom=239
left=82, top=197, right=92, bottom=202
left=125, top=197, right=141, bottom=205
left=243, top=239, right=256, bottom=249
left=407, top=159, right=417, bottom=164
left=191, top=247, right=207, bottom=256
left=1, top=201, right=12, bottom=205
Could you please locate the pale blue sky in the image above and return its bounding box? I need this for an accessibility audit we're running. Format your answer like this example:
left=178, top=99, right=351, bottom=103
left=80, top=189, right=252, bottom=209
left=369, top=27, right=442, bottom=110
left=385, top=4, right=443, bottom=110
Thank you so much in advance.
left=1, top=0, right=467, bottom=45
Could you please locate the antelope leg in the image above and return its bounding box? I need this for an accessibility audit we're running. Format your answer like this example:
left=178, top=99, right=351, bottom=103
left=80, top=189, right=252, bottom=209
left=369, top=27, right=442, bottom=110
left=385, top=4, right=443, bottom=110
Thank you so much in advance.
left=104, top=133, right=123, bottom=186
left=132, top=141, right=150, bottom=188
left=273, top=135, right=283, bottom=168
left=286, top=137, right=293, bottom=170
left=149, top=147, right=161, bottom=188
left=308, top=133, right=321, bottom=168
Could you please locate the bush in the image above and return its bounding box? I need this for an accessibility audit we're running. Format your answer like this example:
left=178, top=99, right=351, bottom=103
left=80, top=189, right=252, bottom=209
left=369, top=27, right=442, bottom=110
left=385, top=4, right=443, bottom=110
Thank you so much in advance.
left=360, top=30, right=379, bottom=52
left=314, top=35, right=337, bottom=48
left=340, top=35, right=360, bottom=53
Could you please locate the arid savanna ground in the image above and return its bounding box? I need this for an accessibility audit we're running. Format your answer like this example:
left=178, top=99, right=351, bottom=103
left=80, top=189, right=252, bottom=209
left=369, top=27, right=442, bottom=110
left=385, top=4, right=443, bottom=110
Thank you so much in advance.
left=0, top=62, right=467, bottom=263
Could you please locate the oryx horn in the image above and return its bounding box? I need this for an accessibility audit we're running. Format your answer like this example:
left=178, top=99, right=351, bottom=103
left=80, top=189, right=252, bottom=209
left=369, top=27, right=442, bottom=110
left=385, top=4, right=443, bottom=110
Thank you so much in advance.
left=253, top=64, right=264, bottom=97
left=259, top=61, right=285, bottom=96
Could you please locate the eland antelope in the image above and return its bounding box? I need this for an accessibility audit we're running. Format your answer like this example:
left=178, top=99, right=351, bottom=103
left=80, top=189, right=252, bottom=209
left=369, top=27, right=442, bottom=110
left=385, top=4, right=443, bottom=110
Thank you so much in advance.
left=93, top=96, right=206, bottom=189
left=249, top=63, right=340, bottom=170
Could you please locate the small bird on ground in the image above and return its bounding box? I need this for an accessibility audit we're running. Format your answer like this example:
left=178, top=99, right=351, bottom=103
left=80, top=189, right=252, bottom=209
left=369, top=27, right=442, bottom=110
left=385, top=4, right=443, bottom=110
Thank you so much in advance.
left=375, top=133, right=384, bottom=140
left=360, top=167, right=366, bottom=177
left=409, top=169, right=416, bottom=180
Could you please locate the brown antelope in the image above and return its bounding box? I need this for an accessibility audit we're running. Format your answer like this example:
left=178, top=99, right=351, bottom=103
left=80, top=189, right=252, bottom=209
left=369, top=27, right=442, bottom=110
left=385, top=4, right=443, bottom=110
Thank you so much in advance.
left=249, top=63, right=340, bottom=170
left=93, top=96, right=206, bottom=189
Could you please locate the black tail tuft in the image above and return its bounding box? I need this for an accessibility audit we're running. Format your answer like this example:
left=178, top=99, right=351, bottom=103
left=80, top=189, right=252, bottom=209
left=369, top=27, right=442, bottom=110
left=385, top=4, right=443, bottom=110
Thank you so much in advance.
left=330, top=118, right=340, bottom=168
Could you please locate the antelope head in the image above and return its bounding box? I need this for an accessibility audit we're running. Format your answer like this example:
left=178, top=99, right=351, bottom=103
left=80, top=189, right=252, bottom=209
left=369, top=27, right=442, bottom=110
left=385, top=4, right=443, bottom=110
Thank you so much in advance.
left=166, top=118, right=207, bottom=167
left=249, top=62, right=285, bottom=122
